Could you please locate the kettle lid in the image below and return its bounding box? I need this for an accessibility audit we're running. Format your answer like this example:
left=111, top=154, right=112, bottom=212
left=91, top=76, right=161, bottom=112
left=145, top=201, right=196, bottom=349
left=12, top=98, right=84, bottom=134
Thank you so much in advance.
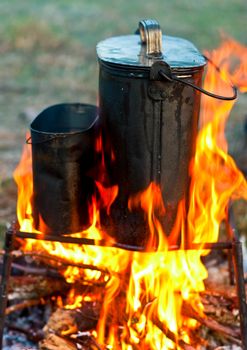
left=97, top=19, right=206, bottom=70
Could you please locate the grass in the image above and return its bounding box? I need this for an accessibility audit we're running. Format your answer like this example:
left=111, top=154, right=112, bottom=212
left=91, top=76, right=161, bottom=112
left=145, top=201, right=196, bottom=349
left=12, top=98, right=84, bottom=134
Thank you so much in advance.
left=0, top=0, right=246, bottom=129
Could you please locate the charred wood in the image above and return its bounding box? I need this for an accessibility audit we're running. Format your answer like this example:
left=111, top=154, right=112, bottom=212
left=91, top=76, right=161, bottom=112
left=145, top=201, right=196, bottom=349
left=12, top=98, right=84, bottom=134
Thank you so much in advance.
left=39, top=332, right=103, bottom=350
left=39, top=333, right=77, bottom=350
left=182, top=301, right=241, bottom=342
left=6, top=298, right=45, bottom=315
left=43, top=305, right=98, bottom=337
left=8, top=250, right=114, bottom=276
left=152, top=316, right=196, bottom=350
left=6, top=275, right=69, bottom=300
left=41, top=305, right=100, bottom=350
left=11, top=262, right=65, bottom=279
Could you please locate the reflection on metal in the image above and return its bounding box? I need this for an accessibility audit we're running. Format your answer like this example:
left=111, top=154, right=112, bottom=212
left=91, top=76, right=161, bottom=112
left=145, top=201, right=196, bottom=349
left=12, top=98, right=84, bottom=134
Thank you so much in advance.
left=139, top=19, right=163, bottom=58
left=96, top=34, right=206, bottom=70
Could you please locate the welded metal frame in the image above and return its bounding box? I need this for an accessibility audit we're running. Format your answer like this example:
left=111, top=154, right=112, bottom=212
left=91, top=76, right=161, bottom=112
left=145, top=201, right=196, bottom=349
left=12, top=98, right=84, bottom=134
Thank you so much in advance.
left=0, top=223, right=246, bottom=349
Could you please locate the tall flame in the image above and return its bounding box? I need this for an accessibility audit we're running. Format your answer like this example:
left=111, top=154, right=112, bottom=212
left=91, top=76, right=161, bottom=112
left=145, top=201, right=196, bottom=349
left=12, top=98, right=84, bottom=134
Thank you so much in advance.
left=13, top=38, right=247, bottom=348
left=13, top=136, right=34, bottom=232
left=188, top=38, right=247, bottom=247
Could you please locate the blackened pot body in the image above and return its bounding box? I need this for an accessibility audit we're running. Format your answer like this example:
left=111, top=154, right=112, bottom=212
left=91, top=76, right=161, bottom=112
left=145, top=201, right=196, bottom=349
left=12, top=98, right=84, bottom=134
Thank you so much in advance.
left=30, top=103, right=98, bottom=235
left=98, top=64, right=203, bottom=246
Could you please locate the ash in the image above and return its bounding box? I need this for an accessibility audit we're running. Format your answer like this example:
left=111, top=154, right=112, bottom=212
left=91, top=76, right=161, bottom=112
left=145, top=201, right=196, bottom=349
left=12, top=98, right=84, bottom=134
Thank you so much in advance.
left=2, top=304, right=50, bottom=350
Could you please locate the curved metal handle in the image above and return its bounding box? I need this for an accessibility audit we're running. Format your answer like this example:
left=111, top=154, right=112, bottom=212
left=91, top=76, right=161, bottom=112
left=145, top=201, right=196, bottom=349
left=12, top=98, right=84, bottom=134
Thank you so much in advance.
left=139, top=19, right=163, bottom=58
left=157, top=60, right=238, bottom=101
left=26, top=135, right=57, bottom=145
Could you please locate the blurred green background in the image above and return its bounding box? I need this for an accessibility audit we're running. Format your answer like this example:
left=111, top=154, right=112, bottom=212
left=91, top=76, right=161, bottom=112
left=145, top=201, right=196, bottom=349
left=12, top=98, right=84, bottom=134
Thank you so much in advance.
left=0, top=0, right=246, bottom=129
left=0, top=0, right=246, bottom=240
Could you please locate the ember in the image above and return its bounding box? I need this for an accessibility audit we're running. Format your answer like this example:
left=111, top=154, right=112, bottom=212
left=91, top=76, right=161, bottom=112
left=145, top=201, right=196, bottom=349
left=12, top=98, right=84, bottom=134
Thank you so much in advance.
left=1, top=22, right=247, bottom=350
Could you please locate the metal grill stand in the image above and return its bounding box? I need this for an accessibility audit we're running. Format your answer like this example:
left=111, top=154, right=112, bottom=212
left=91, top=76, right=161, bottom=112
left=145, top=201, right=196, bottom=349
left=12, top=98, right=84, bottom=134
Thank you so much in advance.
left=0, top=222, right=247, bottom=349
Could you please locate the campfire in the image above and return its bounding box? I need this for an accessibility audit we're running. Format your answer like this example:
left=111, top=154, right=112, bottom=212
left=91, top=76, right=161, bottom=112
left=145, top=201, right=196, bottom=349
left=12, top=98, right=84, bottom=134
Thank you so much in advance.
left=0, top=21, right=247, bottom=350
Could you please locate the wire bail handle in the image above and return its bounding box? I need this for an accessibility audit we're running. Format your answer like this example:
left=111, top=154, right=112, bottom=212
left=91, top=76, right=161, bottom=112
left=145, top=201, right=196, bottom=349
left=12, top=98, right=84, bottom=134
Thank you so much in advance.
left=26, top=135, right=58, bottom=145
left=151, top=60, right=238, bottom=101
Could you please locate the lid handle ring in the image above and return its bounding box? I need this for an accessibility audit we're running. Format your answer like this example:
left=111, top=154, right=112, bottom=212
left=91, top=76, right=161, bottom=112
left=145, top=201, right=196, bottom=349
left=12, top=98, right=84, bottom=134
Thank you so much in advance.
left=139, top=19, right=163, bottom=58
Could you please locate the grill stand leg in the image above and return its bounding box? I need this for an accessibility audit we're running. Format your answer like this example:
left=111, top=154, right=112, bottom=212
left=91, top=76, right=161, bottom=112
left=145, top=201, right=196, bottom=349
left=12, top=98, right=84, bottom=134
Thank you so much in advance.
left=0, top=229, right=15, bottom=350
left=227, top=249, right=235, bottom=285
left=232, top=241, right=247, bottom=350
left=226, top=214, right=235, bottom=285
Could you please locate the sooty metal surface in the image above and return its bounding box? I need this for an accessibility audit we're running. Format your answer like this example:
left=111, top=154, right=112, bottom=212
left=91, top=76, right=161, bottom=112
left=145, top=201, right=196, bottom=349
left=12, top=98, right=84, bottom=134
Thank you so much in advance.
left=30, top=103, right=99, bottom=235
left=97, top=20, right=205, bottom=246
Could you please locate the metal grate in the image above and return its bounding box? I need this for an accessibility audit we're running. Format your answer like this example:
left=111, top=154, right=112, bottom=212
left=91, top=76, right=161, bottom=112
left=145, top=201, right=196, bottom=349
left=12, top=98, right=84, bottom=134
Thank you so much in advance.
left=0, top=217, right=247, bottom=349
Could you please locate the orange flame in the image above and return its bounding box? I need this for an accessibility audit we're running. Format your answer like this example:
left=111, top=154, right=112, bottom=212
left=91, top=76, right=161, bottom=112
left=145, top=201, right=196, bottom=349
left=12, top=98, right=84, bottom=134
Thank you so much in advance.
left=128, top=182, right=166, bottom=250
left=13, top=133, right=35, bottom=233
left=13, top=37, right=247, bottom=348
left=122, top=183, right=206, bottom=348
left=188, top=38, right=247, bottom=247
left=95, top=181, right=118, bottom=216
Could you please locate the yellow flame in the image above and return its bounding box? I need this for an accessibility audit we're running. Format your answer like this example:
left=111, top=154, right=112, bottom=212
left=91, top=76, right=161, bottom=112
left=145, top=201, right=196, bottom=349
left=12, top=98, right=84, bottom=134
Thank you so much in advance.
left=13, top=38, right=247, bottom=349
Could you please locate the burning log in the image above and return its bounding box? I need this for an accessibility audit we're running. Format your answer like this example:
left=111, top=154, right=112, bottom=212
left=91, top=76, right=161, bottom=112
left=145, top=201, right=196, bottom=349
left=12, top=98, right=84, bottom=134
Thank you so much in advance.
left=6, top=275, right=68, bottom=301
left=43, top=306, right=98, bottom=336
left=39, top=333, right=77, bottom=350
left=6, top=298, right=45, bottom=315
left=200, top=290, right=241, bottom=325
left=2, top=246, right=246, bottom=348
left=41, top=306, right=100, bottom=350
left=204, top=282, right=247, bottom=302
left=182, top=301, right=241, bottom=343
left=40, top=332, right=103, bottom=350
left=152, top=316, right=196, bottom=350
left=9, top=249, right=114, bottom=275
left=1, top=251, right=246, bottom=349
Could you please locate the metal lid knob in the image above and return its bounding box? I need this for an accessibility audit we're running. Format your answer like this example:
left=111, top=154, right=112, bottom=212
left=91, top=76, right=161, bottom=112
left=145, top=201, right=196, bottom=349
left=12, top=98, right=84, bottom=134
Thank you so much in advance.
left=139, top=19, right=163, bottom=58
